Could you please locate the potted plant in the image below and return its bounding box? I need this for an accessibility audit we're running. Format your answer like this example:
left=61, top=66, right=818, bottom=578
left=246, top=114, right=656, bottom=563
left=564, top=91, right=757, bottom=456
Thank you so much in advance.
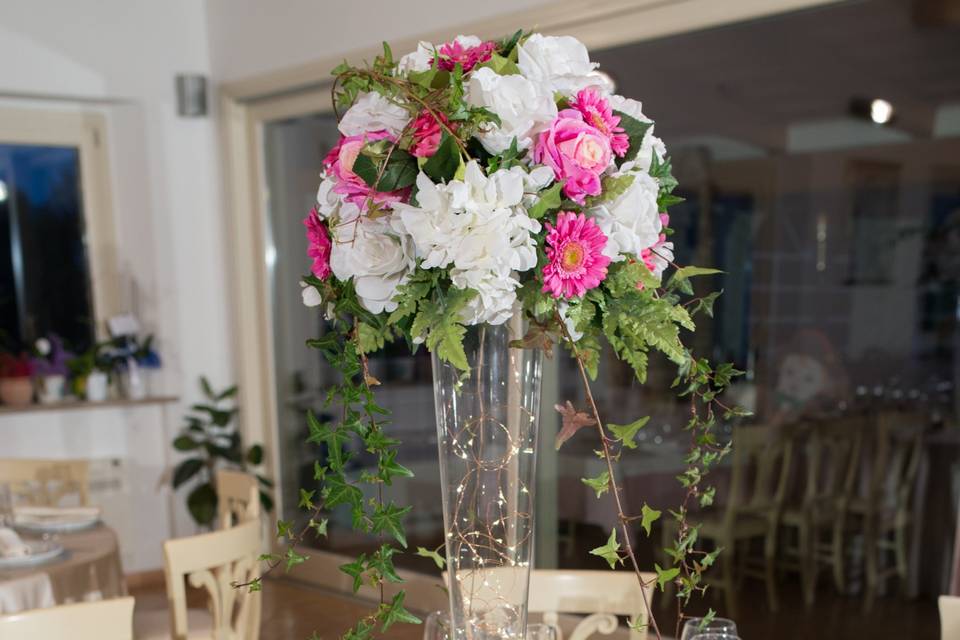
left=0, top=352, right=34, bottom=406
left=31, top=336, right=73, bottom=404
left=68, top=342, right=113, bottom=402
left=170, top=377, right=273, bottom=527
left=112, top=334, right=161, bottom=399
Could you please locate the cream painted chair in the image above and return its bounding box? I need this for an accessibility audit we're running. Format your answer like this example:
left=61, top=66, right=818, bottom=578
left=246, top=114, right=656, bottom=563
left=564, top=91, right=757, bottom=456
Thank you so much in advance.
left=0, top=596, right=134, bottom=640
left=134, top=519, right=262, bottom=640
left=0, top=458, right=90, bottom=506
left=216, top=469, right=260, bottom=529
left=444, top=568, right=656, bottom=640
left=940, top=595, right=960, bottom=640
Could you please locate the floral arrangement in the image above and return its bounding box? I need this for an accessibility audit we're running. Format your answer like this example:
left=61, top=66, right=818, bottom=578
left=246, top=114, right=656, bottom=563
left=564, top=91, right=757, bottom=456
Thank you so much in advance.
left=30, top=336, right=73, bottom=378
left=276, top=31, right=742, bottom=640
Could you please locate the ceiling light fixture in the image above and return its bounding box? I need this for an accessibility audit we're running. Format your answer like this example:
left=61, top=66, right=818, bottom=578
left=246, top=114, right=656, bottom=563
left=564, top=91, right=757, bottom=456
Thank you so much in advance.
left=850, top=96, right=895, bottom=125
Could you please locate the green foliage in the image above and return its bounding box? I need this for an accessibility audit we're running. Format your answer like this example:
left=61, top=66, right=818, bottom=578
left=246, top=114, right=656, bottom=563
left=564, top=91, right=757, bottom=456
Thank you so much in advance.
left=589, top=529, right=623, bottom=569
left=607, top=416, right=650, bottom=449
left=170, top=378, right=272, bottom=527
left=640, top=503, right=661, bottom=537
left=415, top=546, right=446, bottom=570
left=353, top=148, right=418, bottom=192
left=526, top=180, right=564, bottom=219
left=581, top=470, right=610, bottom=498
left=613, top=110, right=653, bottom=165
left=422, top=133, right=462, bottom=183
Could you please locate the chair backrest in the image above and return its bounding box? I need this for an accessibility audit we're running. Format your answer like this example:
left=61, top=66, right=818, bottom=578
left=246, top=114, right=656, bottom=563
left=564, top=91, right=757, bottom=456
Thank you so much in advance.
left=528, top=570, right=656, bottom=640
left=868, top=411, right=926, bottom=513
left=0, top=458, right=89, bottom=506
left=803, top=417, right=864, bottom=509
left=443, top=569, right=655, bottom=640
left=726, top=425, right=793, bottom=522
left=163, top=518, right=262, bottom=640
left=216, top=469, right=260, bottom=529
left=940, top=595, right=960, bottom=640
left=0, top=596, right=134, bottom=640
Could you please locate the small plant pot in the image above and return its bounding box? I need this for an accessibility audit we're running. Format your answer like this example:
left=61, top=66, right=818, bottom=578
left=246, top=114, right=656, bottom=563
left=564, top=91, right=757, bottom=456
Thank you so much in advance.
left=0, top=377, right=34, bottom=406
left=117, top=368, right=146, bottom=400
left=85, top=371, right=109, bottom=402
left=36, top=375, right=66, bottom=404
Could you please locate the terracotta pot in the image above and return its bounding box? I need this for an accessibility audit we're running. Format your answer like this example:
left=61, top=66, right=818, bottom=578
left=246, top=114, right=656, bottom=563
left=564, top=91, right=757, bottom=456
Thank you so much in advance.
left=0, top=377, right=34, bottom=406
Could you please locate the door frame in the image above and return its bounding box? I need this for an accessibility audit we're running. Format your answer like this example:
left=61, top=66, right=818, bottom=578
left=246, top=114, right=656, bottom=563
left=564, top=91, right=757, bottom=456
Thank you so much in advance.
left=217, top=0, right=842, bottom=597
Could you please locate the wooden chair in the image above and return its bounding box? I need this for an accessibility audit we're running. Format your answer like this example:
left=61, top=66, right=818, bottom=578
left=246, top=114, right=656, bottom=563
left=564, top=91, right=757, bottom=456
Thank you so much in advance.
left=778, top=417, right=863, bottom=605
left=134, top=519, right=262, bottom=640
left=662, top=424, right=793, bottom=617
left=847, top=411, right=925, bottom=609
left=216, top=469, right=260, bottom=529
left=443, top=568, right=656, bottom=640
left=0, top=458, right=90, bottom=506
left=0, top=596, right=134, bottom=640
left=940, top=595, right=960, bottom=640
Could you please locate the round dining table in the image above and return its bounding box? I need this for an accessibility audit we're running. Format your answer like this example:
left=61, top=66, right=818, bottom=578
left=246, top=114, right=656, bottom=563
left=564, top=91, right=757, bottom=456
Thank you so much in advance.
left=0, top=524, right=126, bottom=614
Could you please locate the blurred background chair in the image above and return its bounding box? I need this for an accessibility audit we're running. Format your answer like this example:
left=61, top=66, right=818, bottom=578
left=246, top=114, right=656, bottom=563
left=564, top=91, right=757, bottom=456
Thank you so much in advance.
left=847, top=411, right=926, bottom=609
left=0, top=458, right=89, bottom=506
left=216, top=469, right=260, bottom=529
left=0, top=596, right=134, bottom=640
left=777, top=416, right=864, bottom=605
left=134, top=518, right=262, bottom=640
left=662, top=424, right=793, bottom=617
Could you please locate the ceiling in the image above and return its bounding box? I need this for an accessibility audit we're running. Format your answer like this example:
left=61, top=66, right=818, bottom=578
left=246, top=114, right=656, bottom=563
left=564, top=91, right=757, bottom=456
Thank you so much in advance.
left=593, top=0, right=960, bottom=154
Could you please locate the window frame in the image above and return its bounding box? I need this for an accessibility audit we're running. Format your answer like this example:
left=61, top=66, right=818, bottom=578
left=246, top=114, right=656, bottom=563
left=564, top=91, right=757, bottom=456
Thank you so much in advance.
left=0, top=106, right=119, bottom=342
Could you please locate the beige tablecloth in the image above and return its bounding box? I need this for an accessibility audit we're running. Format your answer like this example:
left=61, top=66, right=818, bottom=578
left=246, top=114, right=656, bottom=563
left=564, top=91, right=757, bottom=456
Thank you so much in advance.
left=0, top=524, right=125, bottom=614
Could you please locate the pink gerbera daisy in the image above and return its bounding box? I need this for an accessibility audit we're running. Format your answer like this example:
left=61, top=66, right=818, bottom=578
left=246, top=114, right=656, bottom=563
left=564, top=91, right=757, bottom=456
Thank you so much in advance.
left=569, top=89, right=630, bottom=157
left=542, top=212, right=612, bottom=299
left=437, top=38, right=496, bottom=72
left=304, top=208, right=332, bottom=280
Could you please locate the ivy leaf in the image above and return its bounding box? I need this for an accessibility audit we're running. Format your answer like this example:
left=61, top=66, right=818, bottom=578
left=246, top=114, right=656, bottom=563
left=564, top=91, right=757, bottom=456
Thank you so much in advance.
left=371, top=502, right=412, bottom=548
left=309, top=518, right=328, bottom=538
left=589, top=529, right=622, bottom=569
left=422, top=133, right=461, bottom=184
left=526, top=180, right=563, bottom=219
left=581, top=470, right=610, bottom=498
left=554, top=401, right=596, bottom=449
left=509, top=322, right=556, bottom=357
left=284, top=547, right=309, bottom=572
left=670, top=266, right=722, bottom=283
left=654, top=563, right=680, bottom=591
left=607, top=416, right=650, bottom=449
left=614, top=110, right=653, bottom=165
left=379, top=449, right=415, bottom=485
left=340, top=555, right=367, bottom=593
left=299, top=488, right=316, bottom=510
left=416, top=546, right=446, bottom=570
left=379, top=592, right=421, bottom=631
left=323, top=473, right=363, bottom=509
left=640, top=503, right=661, bottom=536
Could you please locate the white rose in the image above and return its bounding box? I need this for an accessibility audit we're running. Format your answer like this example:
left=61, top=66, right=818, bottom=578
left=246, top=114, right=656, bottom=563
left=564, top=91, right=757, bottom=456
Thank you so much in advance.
left=338, top=92, right=410, bottom=137
left=606, top=95, right=667, bottom=172
left=517, top=34, right=611, bottom=96
left=300, top=280, right=323, bottom=307
left=329, top=215, right=414, bottom=314
left=467, top=67, right=557, bottom=154
left=398, top=42, right=434, bottom=73
left=589, top=172, right=661, bottom=261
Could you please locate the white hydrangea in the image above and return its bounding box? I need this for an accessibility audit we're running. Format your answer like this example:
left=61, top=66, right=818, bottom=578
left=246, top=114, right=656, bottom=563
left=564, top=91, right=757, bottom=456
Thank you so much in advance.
left=328, top=214, right=414, bottom=314
left=337, top=91, right=410, bottom=137
left=393, top=161, right=542, bottom=325
left=589, top=171, right=662, bottom=261
left=466, top=67, right=557, bottom=154
left=517, top=34, right=613, bottom=96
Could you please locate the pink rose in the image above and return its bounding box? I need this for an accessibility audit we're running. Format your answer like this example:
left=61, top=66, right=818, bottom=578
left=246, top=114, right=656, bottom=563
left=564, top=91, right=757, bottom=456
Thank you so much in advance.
left=533, top=109, right=613, bottom=203
left=409, top=110, right=454, bottom=158
left=323, top=130, right=405, bottom=209
left=304, top=208, right=332, bottom=280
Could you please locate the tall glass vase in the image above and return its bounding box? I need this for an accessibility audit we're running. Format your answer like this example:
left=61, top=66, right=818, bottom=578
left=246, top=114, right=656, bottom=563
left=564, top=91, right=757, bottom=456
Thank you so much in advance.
left=432, top=317, right=543, bottom=640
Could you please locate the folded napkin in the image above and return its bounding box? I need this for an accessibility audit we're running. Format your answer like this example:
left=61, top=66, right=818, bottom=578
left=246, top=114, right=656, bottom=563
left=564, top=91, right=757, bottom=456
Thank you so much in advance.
left=0, top=527, right=29, bottom=558
left=14, top=506, right=101, bottom=524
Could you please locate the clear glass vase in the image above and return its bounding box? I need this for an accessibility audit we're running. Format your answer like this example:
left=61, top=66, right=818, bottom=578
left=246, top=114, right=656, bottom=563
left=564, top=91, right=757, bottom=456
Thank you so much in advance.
left=432, top=318, right=543, bottom=640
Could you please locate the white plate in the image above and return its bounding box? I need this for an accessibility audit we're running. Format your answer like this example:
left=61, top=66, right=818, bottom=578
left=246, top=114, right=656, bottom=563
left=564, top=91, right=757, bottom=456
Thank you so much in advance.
left=15, top=515, right=100, bottom=534
left=0, top=539, right=65, bottom=569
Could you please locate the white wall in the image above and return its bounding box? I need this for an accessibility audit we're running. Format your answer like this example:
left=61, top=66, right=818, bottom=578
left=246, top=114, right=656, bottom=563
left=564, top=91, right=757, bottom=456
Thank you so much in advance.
left=204, top=0, right=553, bottom=83
left=0, top=0, right=233, bottom=570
